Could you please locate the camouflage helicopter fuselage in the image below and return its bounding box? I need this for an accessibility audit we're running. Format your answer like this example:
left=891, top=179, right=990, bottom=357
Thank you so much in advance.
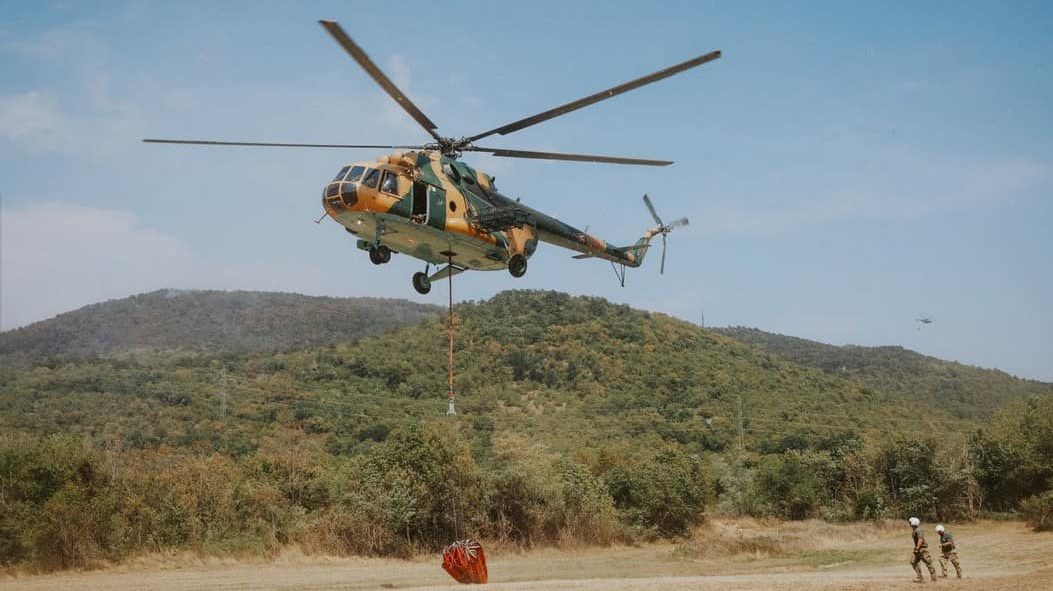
left=146, top=19, right=711, bottom=293
left=322, top=150, right=652, bottom=275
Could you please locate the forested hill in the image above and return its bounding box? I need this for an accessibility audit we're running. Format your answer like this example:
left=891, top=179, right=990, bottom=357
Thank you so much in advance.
left=5, top=290, right=1052, bottom=571
left=0, top=290, right=1009, bottom=456
left=713, top=326, right=1053, bottom=419
left=0, top=289, right=440, bottom=361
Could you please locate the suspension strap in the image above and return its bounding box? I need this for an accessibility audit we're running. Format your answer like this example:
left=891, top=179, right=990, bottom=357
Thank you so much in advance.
left=446, top=252, right=456, bottom=416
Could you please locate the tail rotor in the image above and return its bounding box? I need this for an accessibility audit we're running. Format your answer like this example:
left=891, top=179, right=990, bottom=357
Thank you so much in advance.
left=642, top=195, right=688, bottom=274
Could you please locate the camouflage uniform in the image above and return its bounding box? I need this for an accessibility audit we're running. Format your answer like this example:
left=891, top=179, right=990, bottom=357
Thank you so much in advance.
left=938, top=530, right=961, bottom=579
left=910, top=526, right=937, bottom=582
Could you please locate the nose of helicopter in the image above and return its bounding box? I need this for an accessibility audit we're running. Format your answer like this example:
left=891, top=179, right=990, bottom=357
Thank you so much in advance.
left=322, top=181, right=357, bottom=210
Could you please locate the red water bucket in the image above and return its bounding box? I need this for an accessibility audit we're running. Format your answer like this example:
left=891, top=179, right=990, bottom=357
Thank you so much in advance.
left=441, top=539, right=488, bottom=584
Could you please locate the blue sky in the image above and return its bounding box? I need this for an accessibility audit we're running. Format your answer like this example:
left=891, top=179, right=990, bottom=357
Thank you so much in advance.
left=1, top=1, right=1051, bottom=380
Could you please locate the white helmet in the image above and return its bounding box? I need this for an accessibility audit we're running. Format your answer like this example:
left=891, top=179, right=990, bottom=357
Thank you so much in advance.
left=909, top=517, right=920, bottom=526
left=935, top=524, right=945, bottom=533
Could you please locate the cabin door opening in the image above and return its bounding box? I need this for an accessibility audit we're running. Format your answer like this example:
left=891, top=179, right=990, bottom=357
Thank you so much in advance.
left=412, top=182, right=428, bottom=223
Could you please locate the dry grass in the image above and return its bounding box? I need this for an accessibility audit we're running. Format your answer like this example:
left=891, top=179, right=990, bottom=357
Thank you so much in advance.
left=2, top=519, right=1051, bottom=591
left=676, top=517, right=900, bottom=560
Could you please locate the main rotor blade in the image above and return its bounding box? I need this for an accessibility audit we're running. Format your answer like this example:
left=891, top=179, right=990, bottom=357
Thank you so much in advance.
left=467, top=49, right=721, bottom=143
left=471, top=147, right=672, bottom=167
left=667, top=217, right=689, bottom=229
left=143, top=139, right=425, bottom=149
left=319, top=20, right=441, bottom=142
left=643, top=194, right=663, bottom=226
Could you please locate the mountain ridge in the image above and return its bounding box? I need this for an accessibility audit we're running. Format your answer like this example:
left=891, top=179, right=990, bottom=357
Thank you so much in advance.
left=0, top=289, right=441, bottom=362
left=712, top=326, right=1052, bottom=419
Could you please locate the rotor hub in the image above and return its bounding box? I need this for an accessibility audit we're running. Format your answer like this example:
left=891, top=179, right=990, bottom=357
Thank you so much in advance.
left=422, top=136, right=472, bottom=158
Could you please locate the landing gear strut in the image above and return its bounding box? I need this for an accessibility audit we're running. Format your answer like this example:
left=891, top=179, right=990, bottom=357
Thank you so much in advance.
left=369, top=245, right=391, bottom=265
left=508, top=253, right=528, bottom=278
left=412, top=271, right=432, bottom=294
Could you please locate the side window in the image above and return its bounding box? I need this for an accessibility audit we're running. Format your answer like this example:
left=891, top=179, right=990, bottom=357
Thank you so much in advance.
left=361, top=168, right=380, bottom=189
left=346, top=165, right=365, bottom=182
left=454, top=162, right=475, bottom=184
left=332, top=165, right=351, bottom=181
left=379, top=171, right=399, bottom=195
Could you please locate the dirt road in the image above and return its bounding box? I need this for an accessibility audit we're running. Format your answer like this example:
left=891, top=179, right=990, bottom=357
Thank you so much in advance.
left=3, top=520, right=1050, bottom=591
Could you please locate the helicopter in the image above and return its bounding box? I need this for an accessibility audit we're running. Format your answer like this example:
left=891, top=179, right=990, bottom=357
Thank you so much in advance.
left=144, top=20, right=721, bottom=294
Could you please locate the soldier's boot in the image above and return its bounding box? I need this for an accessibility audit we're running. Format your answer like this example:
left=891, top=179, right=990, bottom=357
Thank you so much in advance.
left=912, top=560, right=926, bottom=583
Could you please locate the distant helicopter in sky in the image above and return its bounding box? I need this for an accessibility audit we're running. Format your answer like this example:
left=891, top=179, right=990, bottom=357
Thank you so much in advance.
left=916, top=316, right=934, bottom=330
left=143, top=20, right=720, bottom=294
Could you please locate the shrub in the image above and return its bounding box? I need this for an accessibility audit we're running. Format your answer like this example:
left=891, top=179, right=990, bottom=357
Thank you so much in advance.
left=0, top=435, right=118, bottom=568
left=553, top=459, right=619, bottom=544
left=351, top=422, right=483, bottom=553
left=485, top=433, right=619, bottom=546
left=1020, top=490, right=1053, bottom=532
left=749, top=451, right=826, bottom=520
left=851, top=488, right=888, bottom=520
left=605, top=446, right=712, bottom=537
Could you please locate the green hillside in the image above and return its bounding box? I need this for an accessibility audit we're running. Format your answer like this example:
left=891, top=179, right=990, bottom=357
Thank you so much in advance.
left=3, top=290, right=1052, bottom=571
left=0, top=289, right=440, bottom=362
left=0, top=291, right=996, bottom=456
left=712, top=327, right=1053, bottom=420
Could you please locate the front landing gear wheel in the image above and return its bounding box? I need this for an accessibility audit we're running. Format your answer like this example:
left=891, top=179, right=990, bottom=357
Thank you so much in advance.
left=508, top=253, right=528, bottom=278
left=369, top=245, right=392, bottom=265
left=412, top=272, right=432, bottom=294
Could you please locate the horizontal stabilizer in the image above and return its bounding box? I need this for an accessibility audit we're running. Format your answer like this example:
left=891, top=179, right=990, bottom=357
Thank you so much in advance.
left=572, top=254, right=593, bottom=259
left=428, top=265, right=466, bottom=282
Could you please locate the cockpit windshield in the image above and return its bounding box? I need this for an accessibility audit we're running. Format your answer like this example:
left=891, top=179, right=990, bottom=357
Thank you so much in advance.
left=332, top=165, right=351, bottom=182
left=346, top=165, right=365, bottom=182
left=361, top=168, right=380, bottom=189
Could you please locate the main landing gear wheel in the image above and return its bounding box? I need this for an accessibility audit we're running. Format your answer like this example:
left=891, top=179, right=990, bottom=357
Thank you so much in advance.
left=369, top=245, right=391, bottom=265
left=412, top=272, right=432, bottom=294
left=508, top=253, right=528, bottom=278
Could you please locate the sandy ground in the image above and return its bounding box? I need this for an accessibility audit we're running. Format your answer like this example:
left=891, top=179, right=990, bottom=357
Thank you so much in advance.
left=2, top=520, right=1051, bottom=591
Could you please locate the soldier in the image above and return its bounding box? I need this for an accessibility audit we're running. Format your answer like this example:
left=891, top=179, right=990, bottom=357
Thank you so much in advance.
left=935, top=524, right=962, bottom=579
left=909, top=517, right=937, bottom=583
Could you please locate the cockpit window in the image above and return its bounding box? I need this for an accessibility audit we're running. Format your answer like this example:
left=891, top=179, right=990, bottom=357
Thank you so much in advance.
left=332, top=166, right=351, bottom=182
left=347, top=165, right=365, bottom=182
left=361, top=168, right=380, bottom=189
left=379, top=171, right=399, bottom=194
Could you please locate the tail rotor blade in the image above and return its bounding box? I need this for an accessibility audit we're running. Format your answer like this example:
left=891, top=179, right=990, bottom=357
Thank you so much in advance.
left=643, top=194, right=663, bottom=226
left=660, top=233, right=668, bottom=274
left=667, top=217, right=689, bottom=229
